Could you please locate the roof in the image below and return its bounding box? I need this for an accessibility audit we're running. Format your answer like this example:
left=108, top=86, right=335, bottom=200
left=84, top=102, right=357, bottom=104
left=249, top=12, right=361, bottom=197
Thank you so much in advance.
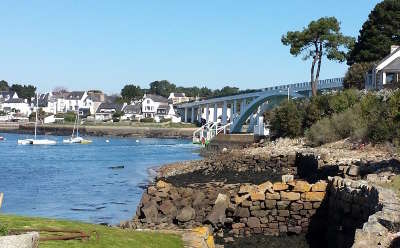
left=0, top=91, right=16, bottom=98
left=5, top=98, right=26, bottom=104
left=96, top=103, right=124, bottom=113
left=384, top=57, right=400, bottom=71
left=171, top=92, right=186, bottom=98
left=123, top=104, right=141, bottom=113
left=34, top=93, right=50, bottom=107
left=144, top=94, right=168, bottom=103
left=67, top=91, right=85, bottom=100
left=376, top=47, right=400, bottom=68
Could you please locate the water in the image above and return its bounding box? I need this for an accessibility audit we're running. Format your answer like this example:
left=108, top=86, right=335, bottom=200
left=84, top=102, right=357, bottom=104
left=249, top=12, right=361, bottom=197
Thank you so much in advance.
left=0, top=132, right=200, bottom=224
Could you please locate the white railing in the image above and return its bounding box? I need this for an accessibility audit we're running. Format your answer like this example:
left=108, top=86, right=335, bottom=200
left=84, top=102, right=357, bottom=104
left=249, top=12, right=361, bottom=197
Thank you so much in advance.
left=193, top=121, right=232, bottom=145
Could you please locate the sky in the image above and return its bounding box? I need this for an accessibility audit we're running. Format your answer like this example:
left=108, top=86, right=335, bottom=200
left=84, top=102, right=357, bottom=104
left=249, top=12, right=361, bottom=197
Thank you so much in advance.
left=0, top=0, right=382, bottom=94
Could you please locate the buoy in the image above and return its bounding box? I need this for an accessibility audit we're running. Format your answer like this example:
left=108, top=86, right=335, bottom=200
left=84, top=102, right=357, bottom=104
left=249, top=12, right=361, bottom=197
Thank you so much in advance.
left=106, top=140, right=110, bottom=143
left=136, top=140, right=139, bottom=143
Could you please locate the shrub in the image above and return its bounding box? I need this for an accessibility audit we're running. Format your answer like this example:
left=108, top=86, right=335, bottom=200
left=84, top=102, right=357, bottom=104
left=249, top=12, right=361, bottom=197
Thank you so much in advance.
left=141, top=118, right=154, bottom=123
left=0, top=223, right=8, bottom=236
left=328, top=89, right=359, bottom=114
left=270, top=101, right=304, bottom=138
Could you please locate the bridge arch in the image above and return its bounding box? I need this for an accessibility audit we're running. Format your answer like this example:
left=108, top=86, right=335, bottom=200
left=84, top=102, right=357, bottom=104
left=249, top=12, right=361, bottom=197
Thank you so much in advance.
left=230, top=91, right=303, bottom=133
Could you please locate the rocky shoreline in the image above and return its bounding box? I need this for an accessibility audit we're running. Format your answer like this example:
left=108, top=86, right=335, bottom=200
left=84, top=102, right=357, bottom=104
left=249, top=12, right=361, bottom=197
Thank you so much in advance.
left=121, top=138, right=400, bottom=248
left=0, top=123, right=197, bottom=139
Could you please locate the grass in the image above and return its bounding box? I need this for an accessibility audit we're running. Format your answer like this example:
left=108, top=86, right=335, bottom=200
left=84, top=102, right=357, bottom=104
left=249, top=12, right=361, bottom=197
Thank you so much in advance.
left=0, top=214, right=183, bottom=248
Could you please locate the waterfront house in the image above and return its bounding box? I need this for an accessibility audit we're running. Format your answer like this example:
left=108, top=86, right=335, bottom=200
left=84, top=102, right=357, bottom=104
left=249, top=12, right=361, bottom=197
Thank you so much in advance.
left=1, top=98, right=32, bottom=116
left=365, top=45, right=400, bottom=90
left=122, top=103, right=142, bottom=120
left=168, top=92, right=190, bottom=105
left=95, top=102, right=126, bottom=121
left=141, top=94, right=169, bottom=119
left=86, top=90, right=105, bottom=115
left=53, top=91, right=89, bottom=113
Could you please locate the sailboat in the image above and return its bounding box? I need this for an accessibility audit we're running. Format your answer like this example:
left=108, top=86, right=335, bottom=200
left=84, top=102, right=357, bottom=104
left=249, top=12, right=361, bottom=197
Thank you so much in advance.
left=17, top=94, right=57, bottom=145
left=63, top=110, right=92, bottom=144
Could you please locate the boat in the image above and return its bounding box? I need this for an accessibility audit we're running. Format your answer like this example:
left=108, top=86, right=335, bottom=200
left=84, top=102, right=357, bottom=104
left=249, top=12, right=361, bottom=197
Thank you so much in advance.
left=0, top=136, right=4, bottom=141
left=63, top=110, right=92, bottom=144
left=17, top=94, right=57, bottom=145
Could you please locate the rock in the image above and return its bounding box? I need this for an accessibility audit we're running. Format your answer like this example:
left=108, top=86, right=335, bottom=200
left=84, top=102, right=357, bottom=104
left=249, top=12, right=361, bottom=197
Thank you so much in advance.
left=347, top=165, right=360, bottom=176
left=234, top=207, right=250, bottom=218
left=311, top=181, right=328, bottom=192
left=278, top=210, right=290, bottom=217
left=156, top=180, right=170, bottom=189
left=177, top=206, right=196, bottom=222
left=277, top=201, right=290, bottom=210
left=281, top=175, right=294, bottom=183
left=0, top=232, right=39, bottom=248
left=273, top=182, right=288, bottom=191
left=235, top=194, right=250, bottom=204
left=239, top=184, right=256, bottom=194
left=142, top=203, right=159, bottom=223
left=250, top=191, right=265, bottom=201
left=206, top=193, right=229, bottom=226
left=290, top=202, right=303, bottom=211
left=293, top=181, right=312, bottom=192
left=280, top=192, right=300, bottom=201
left=232, top=222, right=245, bottom=229
left=159, top=200, right=177, bottom=217
left=301, top=192, right=326, bottom=202
left=192, top=191, right=206, bottom=208
left=265, top=200, right=276, bottom=209
left=247, top=217, right=261, bottom=228
left=258, top=181, right=273, bottom=194
left=266, top=192, right=281, bottom=200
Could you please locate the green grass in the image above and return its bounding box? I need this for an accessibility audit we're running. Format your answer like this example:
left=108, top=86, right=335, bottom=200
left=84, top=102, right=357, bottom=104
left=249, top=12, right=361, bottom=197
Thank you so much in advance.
left=0, top=215, right=183, bottom=248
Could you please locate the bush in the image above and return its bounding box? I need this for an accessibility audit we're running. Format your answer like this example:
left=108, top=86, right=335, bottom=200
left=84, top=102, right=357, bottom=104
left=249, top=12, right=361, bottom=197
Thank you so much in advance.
left=270, top=101, right=304, bottom=138
left=0, top=223, right=8, bottom=236
left=63, top=112, right=76, bottom=122
left=141, top=118, right=154, bottom=123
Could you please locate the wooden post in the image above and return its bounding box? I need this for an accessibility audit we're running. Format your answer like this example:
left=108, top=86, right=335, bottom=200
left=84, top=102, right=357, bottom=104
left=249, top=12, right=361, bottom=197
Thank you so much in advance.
left=0, top=192, right=3, bottom=209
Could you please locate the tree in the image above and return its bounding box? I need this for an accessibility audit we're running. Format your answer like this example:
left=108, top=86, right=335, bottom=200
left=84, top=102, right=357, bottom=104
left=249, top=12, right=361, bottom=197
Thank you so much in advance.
left=11, top=84, right=36, bottom=101
left=282, top=17, right=354, bottom=96
left=149, top=80, right=176, bottom=97
left=347, top=0, right=400, bottom=65
left=53, top=86, right=69, bottom=94
left=0, top=80, right=9, bottom=91
left=343, top=62, right=374, bottom=89
left=121, top=84, right=143, bottom=102
left=213, top=86, right=239, bottom=97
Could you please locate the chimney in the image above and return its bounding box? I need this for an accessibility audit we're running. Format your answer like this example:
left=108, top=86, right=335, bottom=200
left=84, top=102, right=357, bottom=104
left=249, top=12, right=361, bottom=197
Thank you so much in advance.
left=391, top=45, right=400, bottom=53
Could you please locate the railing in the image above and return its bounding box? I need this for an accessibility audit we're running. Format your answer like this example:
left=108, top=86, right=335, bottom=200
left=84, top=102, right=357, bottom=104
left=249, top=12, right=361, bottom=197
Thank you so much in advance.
left=193, top=121, right=232, bottom=145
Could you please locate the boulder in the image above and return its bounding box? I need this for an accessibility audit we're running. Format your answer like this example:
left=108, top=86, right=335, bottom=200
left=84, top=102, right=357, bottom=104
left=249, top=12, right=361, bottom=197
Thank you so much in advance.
left=177, top=206, right=196, bottom=222
left=206, top=193, right=229, bottom=226
left=0, top=232, right=39, bottom=248
left=159, top=200, right=177, bottom=217
left=142, top=203, right=159, bottom=223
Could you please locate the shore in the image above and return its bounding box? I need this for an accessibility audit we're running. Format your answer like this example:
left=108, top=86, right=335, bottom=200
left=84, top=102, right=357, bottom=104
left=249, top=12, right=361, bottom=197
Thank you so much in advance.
left=0, top=122, right=197, bottom=139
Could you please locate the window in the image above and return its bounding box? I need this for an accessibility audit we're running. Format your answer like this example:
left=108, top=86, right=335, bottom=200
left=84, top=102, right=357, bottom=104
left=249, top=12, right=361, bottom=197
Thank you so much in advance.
left=147, top=100, right=150, bottom=104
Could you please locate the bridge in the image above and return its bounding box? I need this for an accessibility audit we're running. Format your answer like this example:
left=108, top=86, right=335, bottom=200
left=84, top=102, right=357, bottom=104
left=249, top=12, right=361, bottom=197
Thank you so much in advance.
left=177, top=78, right=343, bottom=143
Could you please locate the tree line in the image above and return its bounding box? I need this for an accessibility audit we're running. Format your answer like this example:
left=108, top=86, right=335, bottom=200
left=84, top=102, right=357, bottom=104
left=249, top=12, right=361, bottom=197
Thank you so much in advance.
left=120, top=80, right=255, bottom=103
left=0, top=80, right=36, bottom=102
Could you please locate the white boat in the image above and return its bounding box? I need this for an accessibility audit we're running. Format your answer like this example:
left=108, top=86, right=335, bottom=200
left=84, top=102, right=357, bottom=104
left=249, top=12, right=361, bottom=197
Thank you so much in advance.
left=17, top=94, right=57, bottom=145
left=63, top=110, right=92, bottom=144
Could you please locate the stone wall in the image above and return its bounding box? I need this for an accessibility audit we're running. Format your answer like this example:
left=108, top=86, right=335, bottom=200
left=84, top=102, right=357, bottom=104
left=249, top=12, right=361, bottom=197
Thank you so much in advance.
left=128, top=177, right=328, bottom=239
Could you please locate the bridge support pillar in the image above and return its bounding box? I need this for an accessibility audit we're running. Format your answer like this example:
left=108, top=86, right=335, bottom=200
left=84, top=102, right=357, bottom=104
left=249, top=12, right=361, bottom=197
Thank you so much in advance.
left=241, top=99, right=246, bottom=113
left=230, top=102, right=234, bottom=122
left=184, top=107, right=188, bottom=123
left=222, top=101, right=227, bottom=124
left=214, top=103, right=218, bottom=122
left=206, top=105, right=209, bottom=123
left=191, top=107, right=195, bottom=123
left=233, top=100, right=237, bottom=115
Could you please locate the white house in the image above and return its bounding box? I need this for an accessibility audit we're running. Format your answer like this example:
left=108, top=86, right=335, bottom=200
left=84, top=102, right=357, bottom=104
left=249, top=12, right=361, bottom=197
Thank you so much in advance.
left=168, top=92, right=190, bottom=105
left=1, top=98, right=32, bottom=116
left=54, top=91, right=89, bottom=113
left=365, top=45, right=400, bottom=90
left=122, top=102, right=142, bottom=120
left=141, top=94, right=169, bottom=118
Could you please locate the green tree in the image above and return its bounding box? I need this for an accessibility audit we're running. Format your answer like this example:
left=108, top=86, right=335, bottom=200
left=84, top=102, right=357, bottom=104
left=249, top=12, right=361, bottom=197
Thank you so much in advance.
left=11, top=84, right=36, bottom=101
left=347, top=0, right=400, bottom=65
left=282, top=17, right=354, bottom=96
left=149, top=80, right=176, bottom=97
left=121, top=84, right=143, bottom=102
left=0, top=80, right=9, bottom=91
left=270, top=101, right=304, bottom=138
left=343, top=62, right=374, bottom=89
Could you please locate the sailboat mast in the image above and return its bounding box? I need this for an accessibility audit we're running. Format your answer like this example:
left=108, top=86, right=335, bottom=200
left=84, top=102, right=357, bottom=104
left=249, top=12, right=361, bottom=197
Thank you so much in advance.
left=76, top=109, right=79, bottom=137
left=34, top=93, right=38, bottom=140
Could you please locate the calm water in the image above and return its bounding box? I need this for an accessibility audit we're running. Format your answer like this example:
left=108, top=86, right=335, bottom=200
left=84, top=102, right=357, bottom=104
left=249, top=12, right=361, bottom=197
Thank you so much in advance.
left=0, top=132, right=200, bottom=224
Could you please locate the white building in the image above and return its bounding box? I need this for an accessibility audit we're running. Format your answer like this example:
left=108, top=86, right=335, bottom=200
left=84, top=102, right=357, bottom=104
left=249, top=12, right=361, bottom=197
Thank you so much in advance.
left=141, top=94, right=169, bottom=118
left=1, top=98, right=32, bottom=116
left=54, top=91, right=89, bottom=113
left=365, top=45, right=400, bottom=90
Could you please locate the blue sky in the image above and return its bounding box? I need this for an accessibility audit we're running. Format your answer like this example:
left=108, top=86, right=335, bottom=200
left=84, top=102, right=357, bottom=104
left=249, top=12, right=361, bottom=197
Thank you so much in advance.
left=0, top=0, right=381, bottom=93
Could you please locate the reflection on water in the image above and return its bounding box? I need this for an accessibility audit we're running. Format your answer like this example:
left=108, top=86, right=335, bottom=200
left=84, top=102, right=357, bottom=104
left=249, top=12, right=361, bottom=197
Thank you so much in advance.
left=0, top=133, right=200, bottom=224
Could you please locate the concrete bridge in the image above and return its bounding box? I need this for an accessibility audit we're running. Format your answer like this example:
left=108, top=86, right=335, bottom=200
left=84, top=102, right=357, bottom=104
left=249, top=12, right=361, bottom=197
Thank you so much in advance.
left=177, top=77, right=343, bottom=134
